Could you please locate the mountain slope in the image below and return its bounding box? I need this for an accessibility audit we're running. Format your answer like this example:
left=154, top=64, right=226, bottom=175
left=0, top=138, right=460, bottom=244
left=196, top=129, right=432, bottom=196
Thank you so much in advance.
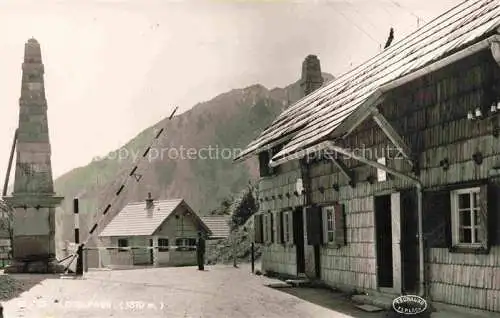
left=53, top=73, right=334, bottom=245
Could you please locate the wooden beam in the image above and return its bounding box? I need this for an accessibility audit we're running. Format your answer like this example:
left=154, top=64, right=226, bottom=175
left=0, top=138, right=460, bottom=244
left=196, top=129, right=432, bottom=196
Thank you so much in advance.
left=371, top=108, right=414, bottom=167
left=323, top=141, right=420, bottom=184
left=332, top=158, right=354, bottom=182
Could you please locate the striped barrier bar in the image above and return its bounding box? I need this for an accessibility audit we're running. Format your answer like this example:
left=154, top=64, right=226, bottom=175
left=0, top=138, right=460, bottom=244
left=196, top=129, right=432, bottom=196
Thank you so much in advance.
left=81, top=246, right=197, bottom=251
left=80, top=108, right=178, bottom=247
left=63, top=107, right=178, bottom=269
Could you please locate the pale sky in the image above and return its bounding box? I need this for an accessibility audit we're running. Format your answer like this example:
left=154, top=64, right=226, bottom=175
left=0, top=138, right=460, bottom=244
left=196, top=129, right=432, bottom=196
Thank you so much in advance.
left=0, top=0, right=462, bottom=182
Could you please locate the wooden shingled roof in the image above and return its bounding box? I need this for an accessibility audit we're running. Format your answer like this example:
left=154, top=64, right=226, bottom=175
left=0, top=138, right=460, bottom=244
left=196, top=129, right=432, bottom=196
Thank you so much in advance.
left=201, top=216, right=231, bottom=239
left=100, top=199, right=211, bottom=237
left=236, top=0, right=500, bottom=165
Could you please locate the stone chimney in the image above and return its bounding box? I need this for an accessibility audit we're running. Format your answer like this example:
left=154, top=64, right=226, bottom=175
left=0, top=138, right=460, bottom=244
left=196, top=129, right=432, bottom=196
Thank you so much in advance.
left=145, top=192, right=154, bottom=210
left=300, top=55, right=324, bottom=97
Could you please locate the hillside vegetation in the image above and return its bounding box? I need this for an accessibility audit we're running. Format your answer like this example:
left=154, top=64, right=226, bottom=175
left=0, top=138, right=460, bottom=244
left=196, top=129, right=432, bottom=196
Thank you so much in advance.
left=53, top=73, right=334, bottom=246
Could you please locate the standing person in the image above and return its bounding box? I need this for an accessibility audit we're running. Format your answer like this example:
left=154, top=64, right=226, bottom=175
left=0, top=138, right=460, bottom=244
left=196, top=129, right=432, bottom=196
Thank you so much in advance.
left=196, top=231, right=206, bottom=271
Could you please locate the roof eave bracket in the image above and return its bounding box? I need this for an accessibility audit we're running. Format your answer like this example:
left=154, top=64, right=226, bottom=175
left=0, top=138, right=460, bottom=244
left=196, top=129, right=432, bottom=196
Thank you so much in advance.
left=332, top=158, right=354, bottom=183
left=370, top=107, right=414, bottom=167
left=324, top=140, right=419, bottom=184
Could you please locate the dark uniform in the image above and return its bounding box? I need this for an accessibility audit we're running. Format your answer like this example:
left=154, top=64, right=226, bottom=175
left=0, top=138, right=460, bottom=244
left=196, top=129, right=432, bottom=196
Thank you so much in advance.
left=196, top=232, right=206, bottom=270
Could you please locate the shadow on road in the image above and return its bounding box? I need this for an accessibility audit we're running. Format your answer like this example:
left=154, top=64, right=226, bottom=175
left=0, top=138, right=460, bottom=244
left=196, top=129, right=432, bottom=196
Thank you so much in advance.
left=0, top=273, right=49, bottom=301
left=269, top=286, right=388, bottom=318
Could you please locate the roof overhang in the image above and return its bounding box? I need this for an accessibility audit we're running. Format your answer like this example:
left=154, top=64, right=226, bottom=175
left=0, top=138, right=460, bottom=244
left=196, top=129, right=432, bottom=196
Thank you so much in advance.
left=233, top=132, right=296, bottom=163
left=270, top=33, right=500, bottom=168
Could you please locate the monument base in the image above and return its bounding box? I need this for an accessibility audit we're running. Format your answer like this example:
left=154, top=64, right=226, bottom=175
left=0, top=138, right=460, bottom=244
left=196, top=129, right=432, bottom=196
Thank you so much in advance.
left=4, top=257, right=65, bottom=274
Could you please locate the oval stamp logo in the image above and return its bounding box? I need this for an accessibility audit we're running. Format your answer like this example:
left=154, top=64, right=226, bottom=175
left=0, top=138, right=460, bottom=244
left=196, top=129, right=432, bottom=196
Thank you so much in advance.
left=392, top=295, right=428, bottom=315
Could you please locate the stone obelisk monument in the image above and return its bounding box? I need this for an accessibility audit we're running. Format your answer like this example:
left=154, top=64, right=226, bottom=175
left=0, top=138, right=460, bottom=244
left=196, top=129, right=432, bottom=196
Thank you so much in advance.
left=4, top=38, right=64, bottom=273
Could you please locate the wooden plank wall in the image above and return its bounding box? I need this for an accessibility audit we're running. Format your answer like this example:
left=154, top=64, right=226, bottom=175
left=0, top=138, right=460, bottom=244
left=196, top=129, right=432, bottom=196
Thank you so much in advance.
left=258, top=160, right=302, bottom=275
left=307, top=49, right=500, bottom=311
left=320, top=194, right=377, bottom=291
left=258, top=160, right=304, bottom=213
left=427, top=246, right=500, bottom=312
left=262, top=240, right=297, bottom=276
left=309, top=160, right=411, bottom=292
left=256, top=49, right=500, bottom=311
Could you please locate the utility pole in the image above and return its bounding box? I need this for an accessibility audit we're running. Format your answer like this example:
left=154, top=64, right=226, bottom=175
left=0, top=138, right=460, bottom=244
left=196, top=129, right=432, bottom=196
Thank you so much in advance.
left=251, top=242, right=255, bottom=273
left=232, top=229, right=238, bottom=268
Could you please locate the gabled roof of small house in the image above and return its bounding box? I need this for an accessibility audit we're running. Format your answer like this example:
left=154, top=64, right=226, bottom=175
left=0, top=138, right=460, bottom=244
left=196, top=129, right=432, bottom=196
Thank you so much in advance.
left=201, top=215, right=231, bottom=239
left=99, top=198, right=211, bottom=237
left=235, top=0, right=500, bottom=165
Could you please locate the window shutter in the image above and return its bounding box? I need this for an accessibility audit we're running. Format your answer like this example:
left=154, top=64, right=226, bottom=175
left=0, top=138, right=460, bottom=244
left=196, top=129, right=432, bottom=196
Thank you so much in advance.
left=266, top=213, right=270, bottom=243
left=263, top=214, right=268, bottom=243
left=270, top=212, right=274, bottom=243
left=479, top=185, right=489, bottom=250
left=287, top=212, right=294, bottom=244
left=487, top=182, right=500, bottom=246
left=254, top=214, right=263, bottom=243
left=278, top=211, right=284, bottom=243
left=334, top=203, right=346, bottom=247
left=322, top=208, right=328, bottom=244
left=275, top=211, right=281, bottom=244
left=422, top=190, right=451, bottom=248
left=290, top=210, right=296, bottom=245
left=306, top=206, right=322, bottom=245
left=262, top=214, right=266, bottom=243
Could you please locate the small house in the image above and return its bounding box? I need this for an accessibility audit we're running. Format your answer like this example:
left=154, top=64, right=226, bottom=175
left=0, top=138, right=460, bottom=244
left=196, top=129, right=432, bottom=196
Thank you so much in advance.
left=98, top=194, right=211, bottom=268
left=235, top=0, right=500, bottom=314
left=201, top=215, right=231, bottom=240
left=201, top=215, right=231, bottom=261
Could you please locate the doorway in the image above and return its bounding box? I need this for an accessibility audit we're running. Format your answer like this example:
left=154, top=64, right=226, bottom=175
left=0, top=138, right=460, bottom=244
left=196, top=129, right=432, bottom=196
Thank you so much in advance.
left=375, top=194, right=393, bottom=288
left=293, top=208, right=305, bottom=274
left=401, top=190, right=419, bottom=293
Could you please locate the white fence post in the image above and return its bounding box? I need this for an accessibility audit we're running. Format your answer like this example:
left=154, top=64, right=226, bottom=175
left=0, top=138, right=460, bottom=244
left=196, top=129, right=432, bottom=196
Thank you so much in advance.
left=152, top=237, right=159, bottom=267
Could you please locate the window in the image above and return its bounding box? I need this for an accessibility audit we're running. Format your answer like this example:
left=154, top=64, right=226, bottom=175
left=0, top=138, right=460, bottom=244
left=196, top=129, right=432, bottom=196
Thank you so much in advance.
left=263, top=212, right=274, bottom=244
left=117, top=238, right=128, bottom=252
left=175, top=238, right=196, bottom=251
left=451, top=187, right=484, bottom=247
left=321, top=203, right=346, bottom=247
left=323, top=207, right=335, bottom=243
left=281, top=211, right=293, bottom=244
left=259, top=152, right=274, bottom=177
left=258, top=145, right=283, bottom=177
left=158, top=238, right=169, bottom=252
left=283, top=212, right=290, bottom=243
